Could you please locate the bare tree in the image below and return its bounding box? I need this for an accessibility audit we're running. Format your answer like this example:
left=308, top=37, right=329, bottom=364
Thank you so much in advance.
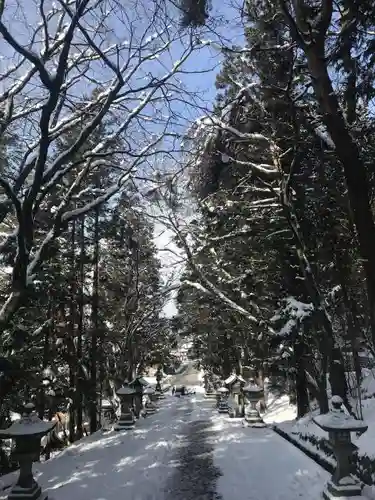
left=0, top=0, right=204, bottom=326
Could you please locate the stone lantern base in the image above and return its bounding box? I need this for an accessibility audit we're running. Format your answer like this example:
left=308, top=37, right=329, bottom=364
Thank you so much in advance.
left=217, top=400, right=229, bottom=414
left=205, top=391, right=216, bottom=399
left=8, top=481, right=47, bottom=500
left=244, top=406, right=266, bottom=428
left=145, top=403, right=157, bottom=416
left=155, top=390, right=165, bottom=400
left=323, top=477, right=363, bottom=499
left=114, top=409, right=135, bottom=431
left=150, top=392, right=159, bottom=403
left=145, top=406, right=157, bottom=416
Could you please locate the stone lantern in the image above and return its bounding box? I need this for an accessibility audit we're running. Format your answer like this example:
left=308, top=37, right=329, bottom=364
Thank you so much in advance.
left=217, top=387, right=229, bottom=413
left=205, top=379, right=216, bottom=399
left=100, top=399, right=115, bottom=430
left=143, top=387, right=157, bottom=415
left=313, top=395, right=368, bottom=499
left=0, top=403, right=56, bottom=500
left=155, top=366, right=165, bottom=399
left=243, top=379, right=266, bottom=427
left=155, top=366, right=162, bottom=391
left=231, top=381, right=246, bottom=417
left=215, top=386, right=228, bottom=405
left=114, top=383, right=136, bottom=431
left=129, top=377, right=149, bottom=418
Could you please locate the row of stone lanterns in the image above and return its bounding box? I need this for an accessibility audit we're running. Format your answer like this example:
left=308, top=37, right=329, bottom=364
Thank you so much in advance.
left=114, top=374, right=165, bottom=431
left=214, top=378, right=266, bottom=427
left=0, top=372, right=166, bottom=500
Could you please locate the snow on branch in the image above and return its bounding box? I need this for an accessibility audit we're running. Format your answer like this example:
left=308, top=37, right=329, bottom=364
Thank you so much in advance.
left=164, top=215, right=260, bottom=325
left=0, top=0, right=203, bottom=326
left=271, top=296, right=314, bottom=337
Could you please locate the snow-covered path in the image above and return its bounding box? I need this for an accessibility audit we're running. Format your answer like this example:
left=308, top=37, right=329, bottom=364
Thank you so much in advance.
left=211, top=410, right=330, bottom=500
left=1, top=396, right=203, bottom=500
left=1, top=391, right=329, bottom=500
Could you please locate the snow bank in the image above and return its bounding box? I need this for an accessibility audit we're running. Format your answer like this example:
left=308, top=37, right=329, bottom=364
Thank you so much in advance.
left=273, top=370, right=375, bottom=498
left=263, top=393, right=296, bottom=424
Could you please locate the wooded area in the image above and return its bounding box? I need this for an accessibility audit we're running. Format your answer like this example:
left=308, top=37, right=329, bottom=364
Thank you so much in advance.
left=1, top=0, right=375, bottom=477
left=173, top=0, right=375, bottom=420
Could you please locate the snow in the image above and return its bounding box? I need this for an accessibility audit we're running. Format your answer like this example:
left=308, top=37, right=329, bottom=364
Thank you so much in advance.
left=142, top=374, right=171, bottom=388
left=263, top=394, right=297, bottom=424
left=223, top=374, right=246, bottom=386
left=210, top=412, right=330, bottom=500
left=0, top=387, right=333, bottom=500
left=224, top=374, right=237, bottom=385
left=0, top=396, right=189, bottom=500
left=272, top=296, right=314, bottom=336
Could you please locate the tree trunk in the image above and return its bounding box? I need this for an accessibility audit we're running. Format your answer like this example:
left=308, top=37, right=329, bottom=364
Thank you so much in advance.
left=76, top=215, right=85, bottom=440
left=68, top=220, right=76, bottom=442
left=89, top=203, right=100, bottom=434
left=280, top=175, right=347, bottom=409
left=294, top=339, right=309, bottom=418
left=283, top=5, right=375, bottom=347
left=38, top=299, right=52, bottom=420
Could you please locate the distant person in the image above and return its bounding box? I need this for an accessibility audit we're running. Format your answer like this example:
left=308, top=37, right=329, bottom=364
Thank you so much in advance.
left=172, top=386, right=175, bottom=395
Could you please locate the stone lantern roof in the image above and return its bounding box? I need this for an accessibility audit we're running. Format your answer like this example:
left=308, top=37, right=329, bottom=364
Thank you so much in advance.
left=144, top=386, right=155, bottom=395
left=224, top=374, right=246, bottom=386
left=117, top=385, right=136, bottom=396
left=313, top=396, right=368, bottom=434
left=217, top=386, right=229, bottom=393
left=130, top=376, right=149, bottom=387
left=0, top=403, right=56, bottom=438
left=243, top=379, right=263, bottom=395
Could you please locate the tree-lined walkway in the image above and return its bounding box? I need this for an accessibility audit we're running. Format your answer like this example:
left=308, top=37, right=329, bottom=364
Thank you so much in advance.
left=0, top=361, right=330, bottom=500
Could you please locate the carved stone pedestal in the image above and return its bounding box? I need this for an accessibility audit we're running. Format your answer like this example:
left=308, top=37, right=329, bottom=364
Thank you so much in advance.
left=244, top=402, right=266, bottom=427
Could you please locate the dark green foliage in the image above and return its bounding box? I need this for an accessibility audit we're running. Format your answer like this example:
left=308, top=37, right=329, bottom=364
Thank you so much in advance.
left=176, top=0, right=375, bottom=419
left=178, top=0, right=210, bottom=27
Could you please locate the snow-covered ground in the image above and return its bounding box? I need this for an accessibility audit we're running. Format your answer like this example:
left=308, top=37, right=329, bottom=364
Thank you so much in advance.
left=210, top=412, right=329, bottom=500
left=263, top=393, right=296, bottom=424
left=1, top=389, right=330, bottom=500
left=276, top=369, right=375, bottom=457
left=270, top=369, right=375, bottom=499
left=0, top=395, right=197, bottom=500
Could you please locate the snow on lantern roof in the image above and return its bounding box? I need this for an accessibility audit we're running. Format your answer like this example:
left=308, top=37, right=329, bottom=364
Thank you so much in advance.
left=0, top=403, right=56, bottom=438
left=217, top=387, right=229, bottom=393
left=224, top=374, right=237, bottom=384
left=224, top=374, right=246, bottom=385
left=117, top=385, right=136, bottom=395
left=101, top=399, right=113, bottom=409
left=313, top=396, right=368, bottom=433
